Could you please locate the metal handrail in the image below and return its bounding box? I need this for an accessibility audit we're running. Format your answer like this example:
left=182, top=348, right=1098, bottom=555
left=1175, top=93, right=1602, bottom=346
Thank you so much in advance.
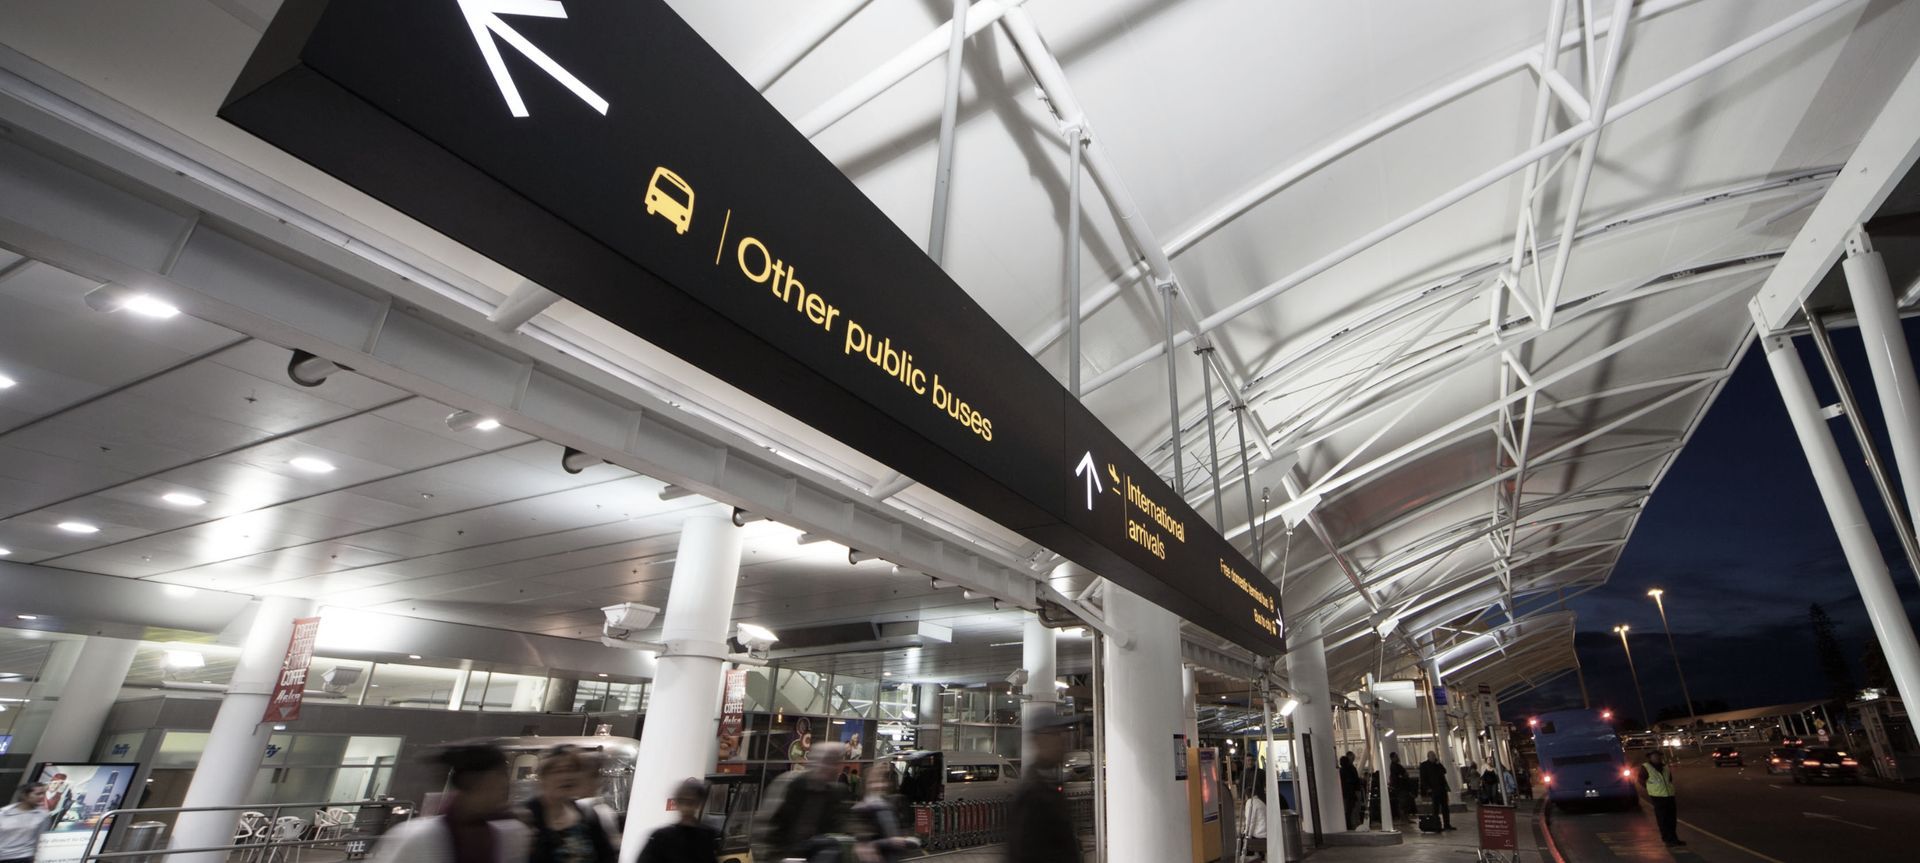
left=79, top=798, right=415, bottom=862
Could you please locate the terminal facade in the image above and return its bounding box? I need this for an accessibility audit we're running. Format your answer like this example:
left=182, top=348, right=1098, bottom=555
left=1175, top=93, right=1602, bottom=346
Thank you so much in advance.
left=1, top=1, right=1920, bottom=861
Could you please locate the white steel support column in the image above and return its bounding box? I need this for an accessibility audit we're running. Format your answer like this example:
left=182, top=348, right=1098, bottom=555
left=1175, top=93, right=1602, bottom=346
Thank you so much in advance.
left=1845, top=231, right=1920, bottom=545
left=1368, top=678, right=1397, bottom=834
left=1021, top=617, right=1058, bottom=768
left=1285, top=620, right=1346, bottom=835
left=1762, top=334, right=1920, bottom=719
left=29, top=636, right=138, bottom=763
left=173, top=595, right=318, bottom=863
left=1101, top=584, right=1190, bottom=863
left=917, top=682, right=944, bottom=751
left=1425, top=656, right=1458, bottom=770
left=622, top=515, right=745, bottom=860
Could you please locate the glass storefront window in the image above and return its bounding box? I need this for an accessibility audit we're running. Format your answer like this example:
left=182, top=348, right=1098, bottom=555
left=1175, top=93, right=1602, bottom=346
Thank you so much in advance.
left=154, top=731, right=209, bottom=768
left=829, top=676, right=877, bottom=718
left=343, top=736, right=401, bottom=766
left=363, top=663, right=465, bottom=709
left=743, top=667, right=776, bottom=713
left=773, top=670, right=829, bottom=716
left=480, top=671, right=548, bottom=711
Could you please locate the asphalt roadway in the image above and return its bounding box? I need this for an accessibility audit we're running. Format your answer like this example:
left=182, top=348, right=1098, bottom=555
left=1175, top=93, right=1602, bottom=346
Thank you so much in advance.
left=1546, top=745, right=1918, bottom=863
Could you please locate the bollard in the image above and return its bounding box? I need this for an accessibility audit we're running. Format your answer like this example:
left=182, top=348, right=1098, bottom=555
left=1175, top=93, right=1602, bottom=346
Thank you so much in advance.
left=117, top=821, right=167, bottom=863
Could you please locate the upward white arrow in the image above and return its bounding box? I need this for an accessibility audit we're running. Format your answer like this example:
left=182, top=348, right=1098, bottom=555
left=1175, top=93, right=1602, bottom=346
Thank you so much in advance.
left=458, top=0, right=611, bottom=118
left=1075, top=451, right=1102, bottom=511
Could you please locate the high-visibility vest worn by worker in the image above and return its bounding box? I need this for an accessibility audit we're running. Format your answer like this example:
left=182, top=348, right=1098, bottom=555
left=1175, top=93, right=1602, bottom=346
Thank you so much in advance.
left=1643, top=763, right=1675, bottom=797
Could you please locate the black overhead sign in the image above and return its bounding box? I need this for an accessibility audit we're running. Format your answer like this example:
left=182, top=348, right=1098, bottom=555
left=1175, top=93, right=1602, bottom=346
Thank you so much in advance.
left=222, top=0, right=1284, bottom=654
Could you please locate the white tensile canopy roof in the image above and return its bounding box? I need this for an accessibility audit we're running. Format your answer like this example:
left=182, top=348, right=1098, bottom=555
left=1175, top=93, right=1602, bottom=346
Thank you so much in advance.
left=0, top=0, right=1917, bottom=698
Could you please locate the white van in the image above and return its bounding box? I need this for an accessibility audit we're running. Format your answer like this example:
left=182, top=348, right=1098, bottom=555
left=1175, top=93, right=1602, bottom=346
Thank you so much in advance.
left=893, top=750, right=1021, bottom=802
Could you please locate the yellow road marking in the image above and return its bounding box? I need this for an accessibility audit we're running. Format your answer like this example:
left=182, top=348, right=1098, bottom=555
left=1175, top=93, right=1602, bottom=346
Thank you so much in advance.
left=1678, top=820, right=1787, bottom=863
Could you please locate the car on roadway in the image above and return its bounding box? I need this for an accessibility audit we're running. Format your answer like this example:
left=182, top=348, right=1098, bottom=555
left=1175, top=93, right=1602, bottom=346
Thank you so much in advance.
left=1780, top=735, right=1806, bottom=748
left=1790, top=747, right=1862, bottom=785
left=1765, top=747, right=1804, bottom=775
left=1709, top=746, right=1743, bottom=767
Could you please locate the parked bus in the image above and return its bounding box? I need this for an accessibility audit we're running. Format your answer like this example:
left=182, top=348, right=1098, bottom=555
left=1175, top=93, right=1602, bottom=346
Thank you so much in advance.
left=1531, top=708, right=1637, bottom=810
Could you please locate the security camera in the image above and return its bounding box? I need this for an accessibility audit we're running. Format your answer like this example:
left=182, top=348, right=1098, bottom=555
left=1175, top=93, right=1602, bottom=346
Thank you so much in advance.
left=320, top=666, right=362, bottom=693
left=1006, top=668, right=1030, bottom=694
left=601, top=602, right=660, bottom=639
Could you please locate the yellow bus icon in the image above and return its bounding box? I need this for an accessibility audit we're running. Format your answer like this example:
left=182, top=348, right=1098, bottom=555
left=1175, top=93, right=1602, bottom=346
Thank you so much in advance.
left=644, top=166, right=694, bottom=234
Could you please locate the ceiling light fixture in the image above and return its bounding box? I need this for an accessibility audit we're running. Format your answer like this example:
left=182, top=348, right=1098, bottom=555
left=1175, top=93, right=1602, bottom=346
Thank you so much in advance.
left=289, top=457, right=336, bottom=474
left=123, top=295, right=181, bottom=318
left=162, top=585, right=197, bottom=599
left=164, top=649, right=205, bottom=669
left=0, top=373, right=15, bottom=389
left=597, top=673, right=609, bottom=678
left=15, top=615, right=36, bottom=621
left=0, top=547, right=11, bottom=556
left=83, top=284, right=179, bottom=318
left=56, top=521, right=100, bottom=534
left=445, top=410, right=502, bottom=432
left=408, top=654, right=422, bottom=660
left=161, top=492, right=206, bottom=507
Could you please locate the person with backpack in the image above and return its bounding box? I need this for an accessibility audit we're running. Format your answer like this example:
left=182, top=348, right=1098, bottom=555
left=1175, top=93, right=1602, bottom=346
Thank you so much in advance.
left=753, top=742, right=851, bottom=862
left=636, top=779, right=720, bottom=863
left=370, top=742, right=529, bottom=863
left=1239, top=783, right=1267, bottom=861
left=1417, top=752, right=1454, bottom=832
left=524, top=745, right=620, bottom=863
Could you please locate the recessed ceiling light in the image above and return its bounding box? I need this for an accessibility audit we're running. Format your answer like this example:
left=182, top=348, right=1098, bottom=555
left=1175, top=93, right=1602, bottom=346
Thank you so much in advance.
left=408, top=655, right=422, bottom=660
left=56, top=521, right=100, bottom=534
left=0, top=547, right=10, bottom=556
left=15, top=615, right=36, bottom=621
left=474, top=418, right=501, bottom=431
left=164, top=649, right=204, bottom=669
left=597, top=673, right=609, bottom=678
left=0, top=373, right=15, bottom=389
left=122, top=295, right=180, bottom=319
left=161, top=492, right=206, bottom=507
left=289, top=457, right=335, bottom=474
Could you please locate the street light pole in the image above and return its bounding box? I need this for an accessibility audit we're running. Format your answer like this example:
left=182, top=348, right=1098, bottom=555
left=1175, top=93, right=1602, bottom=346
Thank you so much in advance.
left=1613, top=624, right=1652, bottom=730
left=1647, top=588, right=1698, bottom=729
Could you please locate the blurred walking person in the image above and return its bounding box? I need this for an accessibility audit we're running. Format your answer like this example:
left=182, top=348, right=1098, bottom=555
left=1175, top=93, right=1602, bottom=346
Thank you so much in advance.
left=636, top=779, right=720, bottom=863
left=0, top=784, right=53, bottom=863
left=371, top=742, right=529, bottom=863
left=848, top=768, right=918, bottom=863
left=525, top=745, right=619, bottom=863
left=753, top=742, right=851, bottom=861
left=1006, top=725, right=1080, bottom=863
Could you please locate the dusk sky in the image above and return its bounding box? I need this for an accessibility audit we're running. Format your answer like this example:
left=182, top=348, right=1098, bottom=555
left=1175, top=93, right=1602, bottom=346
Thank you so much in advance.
left=1508, top=314, right=1920, bottom=721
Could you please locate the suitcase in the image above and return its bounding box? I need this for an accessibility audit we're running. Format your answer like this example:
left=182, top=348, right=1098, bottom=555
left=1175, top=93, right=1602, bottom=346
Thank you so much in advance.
left=1418, top=814, right=1444, bottom=834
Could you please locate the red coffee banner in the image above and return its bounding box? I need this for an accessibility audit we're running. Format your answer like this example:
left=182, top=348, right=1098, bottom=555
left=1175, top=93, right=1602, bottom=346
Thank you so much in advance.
left=262, top=617, right=322, bottom=723
left=715, top=668, right=749, bottom=774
